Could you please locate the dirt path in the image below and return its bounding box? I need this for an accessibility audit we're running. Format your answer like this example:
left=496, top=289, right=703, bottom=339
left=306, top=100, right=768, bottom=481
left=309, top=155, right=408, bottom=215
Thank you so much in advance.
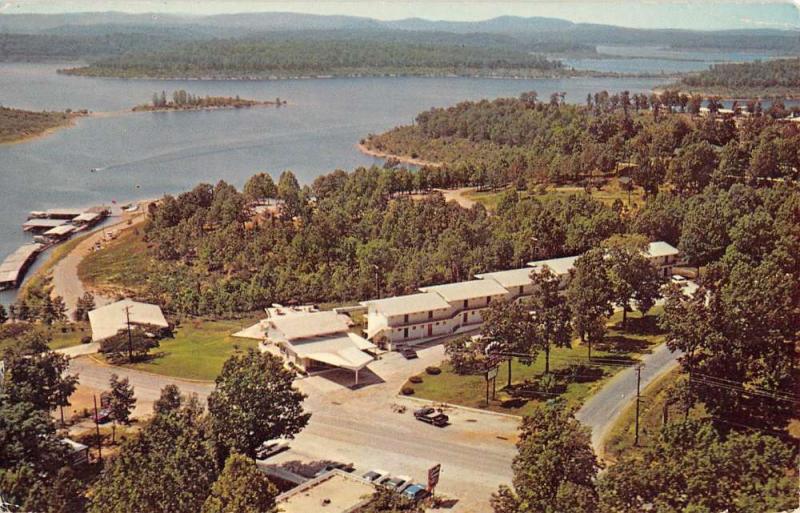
left=437, top=187, right=478, bottom=208
left=50, top=202, right=150, bottom=317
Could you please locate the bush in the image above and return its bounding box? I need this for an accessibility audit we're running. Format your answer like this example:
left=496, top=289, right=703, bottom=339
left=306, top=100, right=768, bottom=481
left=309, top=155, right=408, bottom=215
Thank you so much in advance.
left=409, top=375, right=423, bottom=384
left=401, top=386, right=415, bottom=396
left=80, top=335, right=92, bottom=344
left=426, top=366, right=441, bottom=375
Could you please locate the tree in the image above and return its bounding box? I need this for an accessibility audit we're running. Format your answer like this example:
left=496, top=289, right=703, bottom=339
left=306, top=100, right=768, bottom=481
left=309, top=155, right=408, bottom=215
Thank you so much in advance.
left=667, top=141, right=718, bottom=195
left=492, top=401, right=600, bottom=513
left=243, top=172, right=277, bottom=202
left=482, top=300, right=539, bottom=387
left=108, top=374, right=136, bottom=443
left=89, top=397, right=219, bottom=513
left=99, top=326, right=159, bottom=363
left=2, top=330, right=78, bottom=413
left=22, top=467, right=87, bottom=513
left=567, top=249, right=614, bottom=359
left=208, top=350, right=310, bottom=459
left=201, top=453, right=279, bottom=513
left=74, top=292, right=96, bottom=322
left=599, top=420, right=797, bottom=513
left=153, top=384, right=183, bottom=415
left=359, top=487, right=422, bottom=513
left=528, top=267, right=572, bottom=374
left=603, top=235, right=663, bottom=328
left=0, top=304, right=7, bottom=324
left=276, top=170, right=304, bottom=220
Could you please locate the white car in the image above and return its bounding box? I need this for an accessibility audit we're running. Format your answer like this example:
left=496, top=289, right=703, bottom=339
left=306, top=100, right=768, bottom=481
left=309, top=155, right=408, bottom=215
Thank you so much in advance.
left=671, top=274, right=687, bottom=282
left=380, top=475, right=412, bottom=491
left=255, top=440, right=289, bottom=460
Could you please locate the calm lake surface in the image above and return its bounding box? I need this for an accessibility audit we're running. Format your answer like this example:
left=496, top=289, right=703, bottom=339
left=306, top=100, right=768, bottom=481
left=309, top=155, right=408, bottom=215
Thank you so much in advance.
left=0, top=49, right=775, bottom=303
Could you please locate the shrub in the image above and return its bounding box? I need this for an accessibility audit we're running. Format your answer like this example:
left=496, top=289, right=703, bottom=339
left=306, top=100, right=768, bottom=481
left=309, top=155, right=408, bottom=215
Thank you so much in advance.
left=426, top=366, right=441, bottom=375
left=401, top=386, right=415, bottom=396
left=409, top=375, right=423, bottom=384
left=80, top=335, right=92, bottom=344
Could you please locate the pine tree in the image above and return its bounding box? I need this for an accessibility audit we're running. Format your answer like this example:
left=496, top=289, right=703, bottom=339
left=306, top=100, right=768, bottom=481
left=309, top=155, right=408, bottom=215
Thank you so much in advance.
left=108, top=374, right=136, bottom=443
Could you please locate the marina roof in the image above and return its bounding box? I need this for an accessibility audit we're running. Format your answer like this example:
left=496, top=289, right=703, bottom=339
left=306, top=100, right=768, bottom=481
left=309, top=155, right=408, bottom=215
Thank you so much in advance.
left=72, top=212, right=101, bottom=223
left=0, top=243, right=43, bottom=285
left=44, top=225, right=77, bottom=236
left=475, top=267, right=535, bottom=289
left=286, top=333, right=375, bottom=371
left=527, top=255, right=580, bottom=276
left=361, top=292, right=451, bottom=316
left=420, top=279, right=509, bottom=303
left=88, top=299, right=169, bottom=342
left=268, top=310, right=350, bottom=341
left=23, top=218, right=67, bottom=229
left=646, top=241, right=680, bottom=258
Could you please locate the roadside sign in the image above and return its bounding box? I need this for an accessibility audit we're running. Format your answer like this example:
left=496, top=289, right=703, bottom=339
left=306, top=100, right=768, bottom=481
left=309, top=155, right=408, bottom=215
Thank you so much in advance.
left=427, top=463, right=441, bottom=492
left=486, top=366, right=498, bottom=381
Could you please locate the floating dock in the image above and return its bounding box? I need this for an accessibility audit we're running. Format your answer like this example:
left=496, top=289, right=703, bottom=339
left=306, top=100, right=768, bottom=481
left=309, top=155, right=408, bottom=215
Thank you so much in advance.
left=28, top=208, right=85, bottom=220
left=0, top=243, right=45, bottom=290
left=22, top=218, right=68, bottom=232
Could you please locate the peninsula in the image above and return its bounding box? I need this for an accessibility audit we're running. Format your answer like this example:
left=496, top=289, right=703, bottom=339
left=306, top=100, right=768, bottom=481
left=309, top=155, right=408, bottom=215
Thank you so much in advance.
left=0, top=106, right=88, bottom=144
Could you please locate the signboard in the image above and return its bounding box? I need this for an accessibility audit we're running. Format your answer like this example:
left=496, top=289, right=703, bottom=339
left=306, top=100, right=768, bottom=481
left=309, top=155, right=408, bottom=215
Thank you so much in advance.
left=486, top=366, right=499, bottom=381
left=427, top=463, right=441, bottom=492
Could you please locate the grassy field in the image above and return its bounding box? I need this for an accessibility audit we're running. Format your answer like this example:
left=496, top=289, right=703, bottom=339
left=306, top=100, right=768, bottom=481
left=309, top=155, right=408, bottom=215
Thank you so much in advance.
left=0, top=322, right=91, bottom=353
left=464, top=180, right=645, bottom=211
left=78, top=225, right=152, bottom=295
left=406, top=310, right=665, bottom=417
left=118, top=317, right=260, bottom=381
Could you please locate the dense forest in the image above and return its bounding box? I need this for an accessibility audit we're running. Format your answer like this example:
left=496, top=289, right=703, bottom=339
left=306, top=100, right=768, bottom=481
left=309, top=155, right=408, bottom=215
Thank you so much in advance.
left=61, top=38, right=563, bottom=79
left=0, top=106, right=83, bottom=144
left=0, top=32, right=184, bottom=61
left=680, top=57, right=800, bottom=97
left=364, top=90, right=800, bottom=189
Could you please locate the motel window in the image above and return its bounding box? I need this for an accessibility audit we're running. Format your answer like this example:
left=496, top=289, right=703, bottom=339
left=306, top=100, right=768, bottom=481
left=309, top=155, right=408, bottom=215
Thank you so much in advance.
left=404, top=314, right=409, bottom=323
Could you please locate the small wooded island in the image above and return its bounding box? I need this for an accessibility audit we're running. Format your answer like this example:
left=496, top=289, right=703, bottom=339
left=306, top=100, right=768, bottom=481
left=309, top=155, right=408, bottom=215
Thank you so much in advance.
left=0, top=106, right=88, bottom=144
left=132, top=89, right=284, bottom=112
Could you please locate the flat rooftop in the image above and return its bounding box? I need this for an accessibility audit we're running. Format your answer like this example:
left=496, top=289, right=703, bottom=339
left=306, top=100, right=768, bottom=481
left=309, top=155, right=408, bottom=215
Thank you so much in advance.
left=361, top=292, right=451, bottom=316
left=277, top=471, right=374, bottom=513
left=269, top=310, right=350, bottom=341
left=475, top=267, right=535, bottom=289
left=527, top=255, right=580, bottom=276
left=420, top=278, right=509, bottom=303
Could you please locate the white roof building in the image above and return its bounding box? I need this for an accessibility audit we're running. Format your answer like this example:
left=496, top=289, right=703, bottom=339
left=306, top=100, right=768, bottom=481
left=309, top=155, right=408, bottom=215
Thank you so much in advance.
left=88, top=299, right=169, bottom=342
left=420, top=279, right=510, bottom=303
left=644, top=241, right=680, bottom=258
left=361, top=292, right=451, bottom=317
left=526, top=255, right=580, bottom=276
left=474, top=267, right=535, bottom=289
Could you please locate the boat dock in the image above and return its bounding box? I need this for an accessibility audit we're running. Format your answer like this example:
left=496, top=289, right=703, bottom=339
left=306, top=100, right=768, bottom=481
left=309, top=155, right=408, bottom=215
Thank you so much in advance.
left=0, top=243, right=45, bottom=290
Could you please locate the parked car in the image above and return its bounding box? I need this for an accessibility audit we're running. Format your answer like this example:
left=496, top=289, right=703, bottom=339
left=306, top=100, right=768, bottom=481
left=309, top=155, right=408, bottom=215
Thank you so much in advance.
left=363, top=469, right=388, bottom=482
left=414, top=407, right=449, bottom=427
left=401, top=483, right=428, bottom=501
left=314, top=461, right=356, bottom=477
left=94, top=408, right=111, bottom=424
left=255, top=440, right=289, bottom=460
left=400, top=347, right=418, bottom=360
left=671, top=274, right=687, bottom=282
left=379, top=475, right=411, bottom=491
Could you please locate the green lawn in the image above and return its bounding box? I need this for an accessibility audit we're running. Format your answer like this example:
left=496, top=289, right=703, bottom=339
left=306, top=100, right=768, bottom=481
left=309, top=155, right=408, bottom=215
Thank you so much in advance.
left=406, top=310, right=665, bottom=417
left=464, top=180, right=645, bottom=211
left=0, top=322, right=91, bottom=353
left=120, top=317, right=260, bottom=381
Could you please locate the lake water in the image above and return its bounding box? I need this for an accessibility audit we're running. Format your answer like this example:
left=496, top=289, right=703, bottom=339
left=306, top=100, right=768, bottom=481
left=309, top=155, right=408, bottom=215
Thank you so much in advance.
left=0, top=49, right=774, bottom=304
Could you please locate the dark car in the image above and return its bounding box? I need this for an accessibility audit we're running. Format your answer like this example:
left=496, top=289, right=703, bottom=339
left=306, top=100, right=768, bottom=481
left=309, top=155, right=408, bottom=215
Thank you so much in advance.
left=255, top=440, right=289, bottom=460
left=414, top=407, right=449, bottom=427
left=379, top=475, right=411, bottom=491
left=314, top=461, right=356, bottom=477
left=400, top=347, right=418, bottom=360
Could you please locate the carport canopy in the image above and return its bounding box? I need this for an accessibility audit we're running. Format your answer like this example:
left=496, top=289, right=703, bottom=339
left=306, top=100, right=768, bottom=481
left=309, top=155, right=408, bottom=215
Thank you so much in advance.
left=288, top=333, right=376, bottom=383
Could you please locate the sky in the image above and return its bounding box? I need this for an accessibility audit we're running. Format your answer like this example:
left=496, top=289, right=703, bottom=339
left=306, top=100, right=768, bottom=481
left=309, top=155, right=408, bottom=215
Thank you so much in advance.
left=1, top=0, right=798, bottom=31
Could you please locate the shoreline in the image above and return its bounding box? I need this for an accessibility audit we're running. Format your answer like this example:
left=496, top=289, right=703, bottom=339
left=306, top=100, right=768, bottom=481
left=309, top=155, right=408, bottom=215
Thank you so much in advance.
left=0, top=112, right=88, bottom=146
left=357, top=142, right=442, bottom=168
left=653, top=85, right=800, bottom=100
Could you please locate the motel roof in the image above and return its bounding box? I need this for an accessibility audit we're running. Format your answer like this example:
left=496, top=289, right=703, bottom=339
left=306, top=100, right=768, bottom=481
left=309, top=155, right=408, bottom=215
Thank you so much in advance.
left=88, top=299, right=169, bottom=342
left=526, top=255, right=580, bottom=276
left=268, top=310, right=351, bottom=341
left=475, top=267, right=535, bottom=289
left=286, top=333, right=375, bottom=371
left=420, top=279, right=509, bottom=303
left=645, top=241, right=680, bottom=258
left=276, top=470, right=374, bottom=513
left=361, top=292, right=451, bottom=316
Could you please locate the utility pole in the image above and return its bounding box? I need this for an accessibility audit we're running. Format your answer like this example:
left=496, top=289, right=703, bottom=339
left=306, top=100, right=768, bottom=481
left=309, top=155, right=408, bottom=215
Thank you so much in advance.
left=124, top=305, right=133, bottom=363
left=634, top=364, right=643, bottom=446
left=93, top=394, right=102, bottom=463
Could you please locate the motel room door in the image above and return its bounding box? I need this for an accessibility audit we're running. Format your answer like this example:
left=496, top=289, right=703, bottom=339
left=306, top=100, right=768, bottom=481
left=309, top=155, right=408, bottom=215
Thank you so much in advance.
left=427, top=324, right=433, bottom=337
left=462, top=312, right=468, bottom=324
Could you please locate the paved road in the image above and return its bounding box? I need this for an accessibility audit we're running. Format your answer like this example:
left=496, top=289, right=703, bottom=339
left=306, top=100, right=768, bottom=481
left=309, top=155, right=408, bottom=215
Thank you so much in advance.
left=67, top=346, right=518, bottom=512
left=576, top=342, right=683, bottom=456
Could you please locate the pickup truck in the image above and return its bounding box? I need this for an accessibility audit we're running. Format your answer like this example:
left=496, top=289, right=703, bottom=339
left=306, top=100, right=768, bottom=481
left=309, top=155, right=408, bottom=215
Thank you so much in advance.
left=255, top=440, right=289, bottom=460
left=413, top=407, right=449, bottom=427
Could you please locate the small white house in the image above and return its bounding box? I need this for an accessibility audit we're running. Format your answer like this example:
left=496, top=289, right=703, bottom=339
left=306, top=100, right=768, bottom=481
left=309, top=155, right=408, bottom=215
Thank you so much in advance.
left=88, top=299, right=169, bottom=342
left=643, top=241, right=681, bottom=277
